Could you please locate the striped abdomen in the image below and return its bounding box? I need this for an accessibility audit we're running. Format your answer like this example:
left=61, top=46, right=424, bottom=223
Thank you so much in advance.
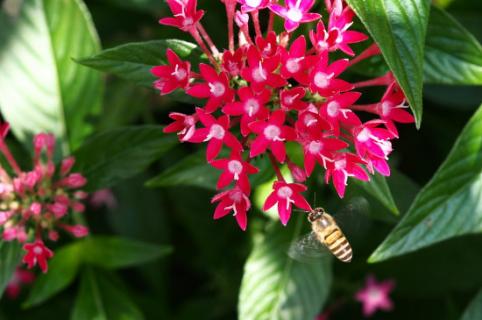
left=323, top=226, right=352, bottom=262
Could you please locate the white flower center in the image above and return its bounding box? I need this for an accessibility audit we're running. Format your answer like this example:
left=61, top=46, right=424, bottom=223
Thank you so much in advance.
left=209, top=124, right=225, bottom=139
left=367, top=288, right=383, bottom=302
left=357, top=128, right=370, bottom=142
left=303, top=114, right=317, bottom=127
left=33, top=246, right=43, bottom=255
left=263, top=125, right=281, bottom=140
left=182, top=17, right=194, bottom=28
left=246, top=0, right=262, bottom=7
left=228, top=160, right=243, bottom=178
left=244, top=99, right=260, bottom=117
left=381, top=101, right=392, bottom=117
left=314, top=72, right=331, bottom=88
left=252, top=63, right=267, bottom=82
left=334, top=159, right=347, bottom=170
left=172, top=65, right=187, bottom=81
left=286, top=58, right=301, bottom=73
left=229, top=190, right=243, bottom=202
left=284, top=94, right=298, bottom=106
left=209, top=82, right=226, bottom=97
left=286, top=8, right=303, bottom=22
left=308, top=141, right=323, bottom=154
left=277, top=186, right=293, bottom=199
left=327, top=101, right=340, bottom=117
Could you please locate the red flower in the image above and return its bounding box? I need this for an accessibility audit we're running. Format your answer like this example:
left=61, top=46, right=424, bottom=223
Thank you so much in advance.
left=377, top=82, right=414, bottom=137
left=280, top=35, right=312, bottom=84
left=319, top=91, right=362, bottom=134
left=212, top=187, right=251, bottom=230
left=163, top=112, right=198, bottom=142
left=190, top=108, right=242, bottom=161
left=325, top=153, right=369, bottom=198
left=263, top=181, right=312, bottom=225
left=151, top=49, right=192, bottom=95
left=280, top=87, right=308, bottom=111
left=159, top=0, right=204, bottom=32
left=255, top=31, right=279, bottom=58
left=302, top=134, right=348, bottom=175
left=22, top=240, right=54, bottom=273
left=248, top=110, right=296, bottom=163
left=222, top=48, right=245, bottom=77
left=269, top=0, right=321, bottom=32
left=222, top=87, right=271, bottom=136
left=5, top=268, right=35, bottom=299
left=210, top=152, right=258, bottom=192
left=238, top=0, right=271, bottom=13
left=241, top=47, right=286, bottom=92
left=187, top=64, right=235, bottom=112
left=309, top=55, right=353, bottom=97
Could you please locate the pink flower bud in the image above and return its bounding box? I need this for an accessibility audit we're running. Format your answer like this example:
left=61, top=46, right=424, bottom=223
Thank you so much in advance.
left=3, top=227, right=16, bottom=241
left=71, top=202, right=85, bottom=213
left=55, top=194, right=70, bottom=205
left=288, top=162, right=307, bottom=183
left=0, top=211, right=12, bottom=224
left=74, top=191, right=89, bottom=200
left=29, top=202, right=42, bottom=216
left=48, top=202, right=68, bottom=218
left=61, top=157, right=75, bottom=176
left=22, top=171, right=41, bottom=189
left=48, top=230, right=59, bottom=241
left=64, top=225, right=89, bottom=238
left=235, top=11, right=249, bottom=27
left=61, top=173, right=87, bottom=188
left=33, top=133, right=55, bottom=156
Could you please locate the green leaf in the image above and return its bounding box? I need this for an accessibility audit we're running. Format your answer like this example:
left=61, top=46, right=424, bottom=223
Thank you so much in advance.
left=0, top=241, right=23, bottom=299
left=354, top=173, right=399, bottom=215
left=24, top=243, right=82, bottom=307
left=80, top=236, right=172, bottom=269
left=424, top=6, right=482, bottom=85
left=78, top=39, right=201, bottom=103
left=461, top=290, right=482, bottom=320
left=0, top=0, right=103, bottom=153
left=369, top=104, right=482, bottom=262
left=238, top=217, right=332, bottom=320
left=71, top=268, right=143, bottom=320
left=72, top=126, right=177, bottom=191
left=345, top=0, right=430, bottom=127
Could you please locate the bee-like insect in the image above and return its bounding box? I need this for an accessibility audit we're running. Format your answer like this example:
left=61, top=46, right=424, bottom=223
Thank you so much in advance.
left=307, top=207, right=353, bottom=263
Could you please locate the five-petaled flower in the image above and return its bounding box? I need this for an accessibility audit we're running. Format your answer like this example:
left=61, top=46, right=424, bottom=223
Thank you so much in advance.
left=212, top=187, right=251, bottom=230
left=22, top=241, right=54, bottom=273
left=355, top=275, right=396, bottom=317
left=270, top=0, right=321, bottom=32
left=151, top=49, right=192, bottom=95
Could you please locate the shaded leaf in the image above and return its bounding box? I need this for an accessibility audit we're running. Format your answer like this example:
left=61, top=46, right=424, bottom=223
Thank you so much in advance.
left=461, top=289, right=482, bottom=320
left=354, top=173, right=399, bottom=215
left=345, top=0, right=430, bottom=127
left=81, top=236, right=172, bottom=269
left=72, top=126, right=177, bottom=191
left=24, top=243, right=82, bottom=307
left=370, top=104, right=482, bottom=262
left=424, top=6, right=482, bottom=85
left=238, top=217, right=332, bottom=320
left=0, top=0, right=103, bottom=153
left=0, top=241, right=23, bottom=299
left=71, top=268, right=143, bottom=320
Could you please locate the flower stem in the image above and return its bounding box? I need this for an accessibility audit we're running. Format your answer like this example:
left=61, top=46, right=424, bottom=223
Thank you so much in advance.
left=190, top=27, right=218, bottom=67
left=197, top=24, right=220, bottom=57
left=268, top=152, right=285, bottom=182
left=267, top=11, right=275, bottom=33
left=0, top=142, right=21, bottom=175
left=251, top=11, right=262, bottom=39
left=348, top=43, right=381, bottom=66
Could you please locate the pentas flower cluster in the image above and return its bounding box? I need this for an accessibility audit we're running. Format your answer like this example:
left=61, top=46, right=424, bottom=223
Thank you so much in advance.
left=0, top=124, right=88, bottom=273
left=154, top=0, right=414, bottom=230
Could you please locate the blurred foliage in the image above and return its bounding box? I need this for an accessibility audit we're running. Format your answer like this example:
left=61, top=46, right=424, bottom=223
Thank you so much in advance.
left=0, top=0, right=481, bottom=319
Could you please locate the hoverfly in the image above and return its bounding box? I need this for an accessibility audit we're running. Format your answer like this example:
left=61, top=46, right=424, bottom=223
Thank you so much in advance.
left=289, top=197, right=369, bottom=263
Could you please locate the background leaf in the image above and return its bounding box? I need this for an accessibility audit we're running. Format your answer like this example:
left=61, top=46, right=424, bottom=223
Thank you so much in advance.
left=461, top=290, right=482, bottom=320
left=370, top=104, right=482, bottom=262
left=80, top=236, right=172, bottom=269
left=345, top=0, right=430, bottom=127
left=424, top=6, right=482, bottom=85
left=72, top=126, right=177, bottom=191
left=0, top=241, right=23, bottom=299
left=0, top=0, right=103, bottom=153
left=353, top=174, right=399, bottom=215
left=24, top=243, right=82, bottom=307
left=238, top=217, right=332, bottom=320
left=71, top=268, right=143, bottom=320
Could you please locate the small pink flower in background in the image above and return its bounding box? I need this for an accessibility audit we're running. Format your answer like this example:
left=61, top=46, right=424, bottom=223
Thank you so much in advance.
left=5, top=268, right=35, bottom=299
left=355, top=275, right=395, bottom=317
left=90, top=189, right=117, bottom=210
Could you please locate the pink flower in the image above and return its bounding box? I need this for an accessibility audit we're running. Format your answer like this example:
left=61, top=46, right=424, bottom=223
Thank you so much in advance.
left=60, top=173, right=87, bottom=188
left=280, top=87, right=308, bottom=111
left=309, top=55, right=353, bottom=97
left=60, top=157, right=76, bottom=176
left=23, top=240, right=54, bottom=273
left=255, top=31, right=279, bottom=58
left=62, top=224, right=89, bottom=238
left=319, top=91, right=362, bottom=134
left=210, top=152, right=259, bottom=192
left=241, top=46, right=286, bottom=92
left=159, top=0, right=204, bottom=32
left=222, top=86, right=271, bottom=136
left=248, top=110, right=296, bottom=163
left=280, top=35, right=312, bottom=84
left=238, top=0, right=271, bottom=13
left=187, top=64, right=235, bottom=112
left=355, top=275, right=395, bottom=317
left=5, top=268, right=35, bottom=299
left=33, top=133, right=55, bottom=159
left=325, top=153, right=369, bottom=198
left=190, top=108, right=243, bottom=161
left=48, top=202, right=68, bottom=218
left=212, top=187, right=251, bottom=230
left=377, top=82, right=414, bottom=137
left=163, top=112, right=198, bottom=142
left=302, top=135, right=348, bottom=175
left=263, top=181, right=312, bottom=225
left=90, top=189, right=117, bottom=209
left=151, top=49, right=192, bottom=95
left=222, top=48, right=245, bottom=76
left=270, top=0, right=321, bottom=32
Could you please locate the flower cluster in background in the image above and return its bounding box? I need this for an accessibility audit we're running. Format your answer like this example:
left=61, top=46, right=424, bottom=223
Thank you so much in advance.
left=154, top=0, right=414, bottom=230
left=0, top=124, right=88, bottom=273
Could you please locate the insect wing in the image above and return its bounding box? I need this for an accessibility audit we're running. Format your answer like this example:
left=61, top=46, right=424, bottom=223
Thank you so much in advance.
left=288, top=232, right=330, bottom=263
left=332, top=196, right=370, bottom=237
